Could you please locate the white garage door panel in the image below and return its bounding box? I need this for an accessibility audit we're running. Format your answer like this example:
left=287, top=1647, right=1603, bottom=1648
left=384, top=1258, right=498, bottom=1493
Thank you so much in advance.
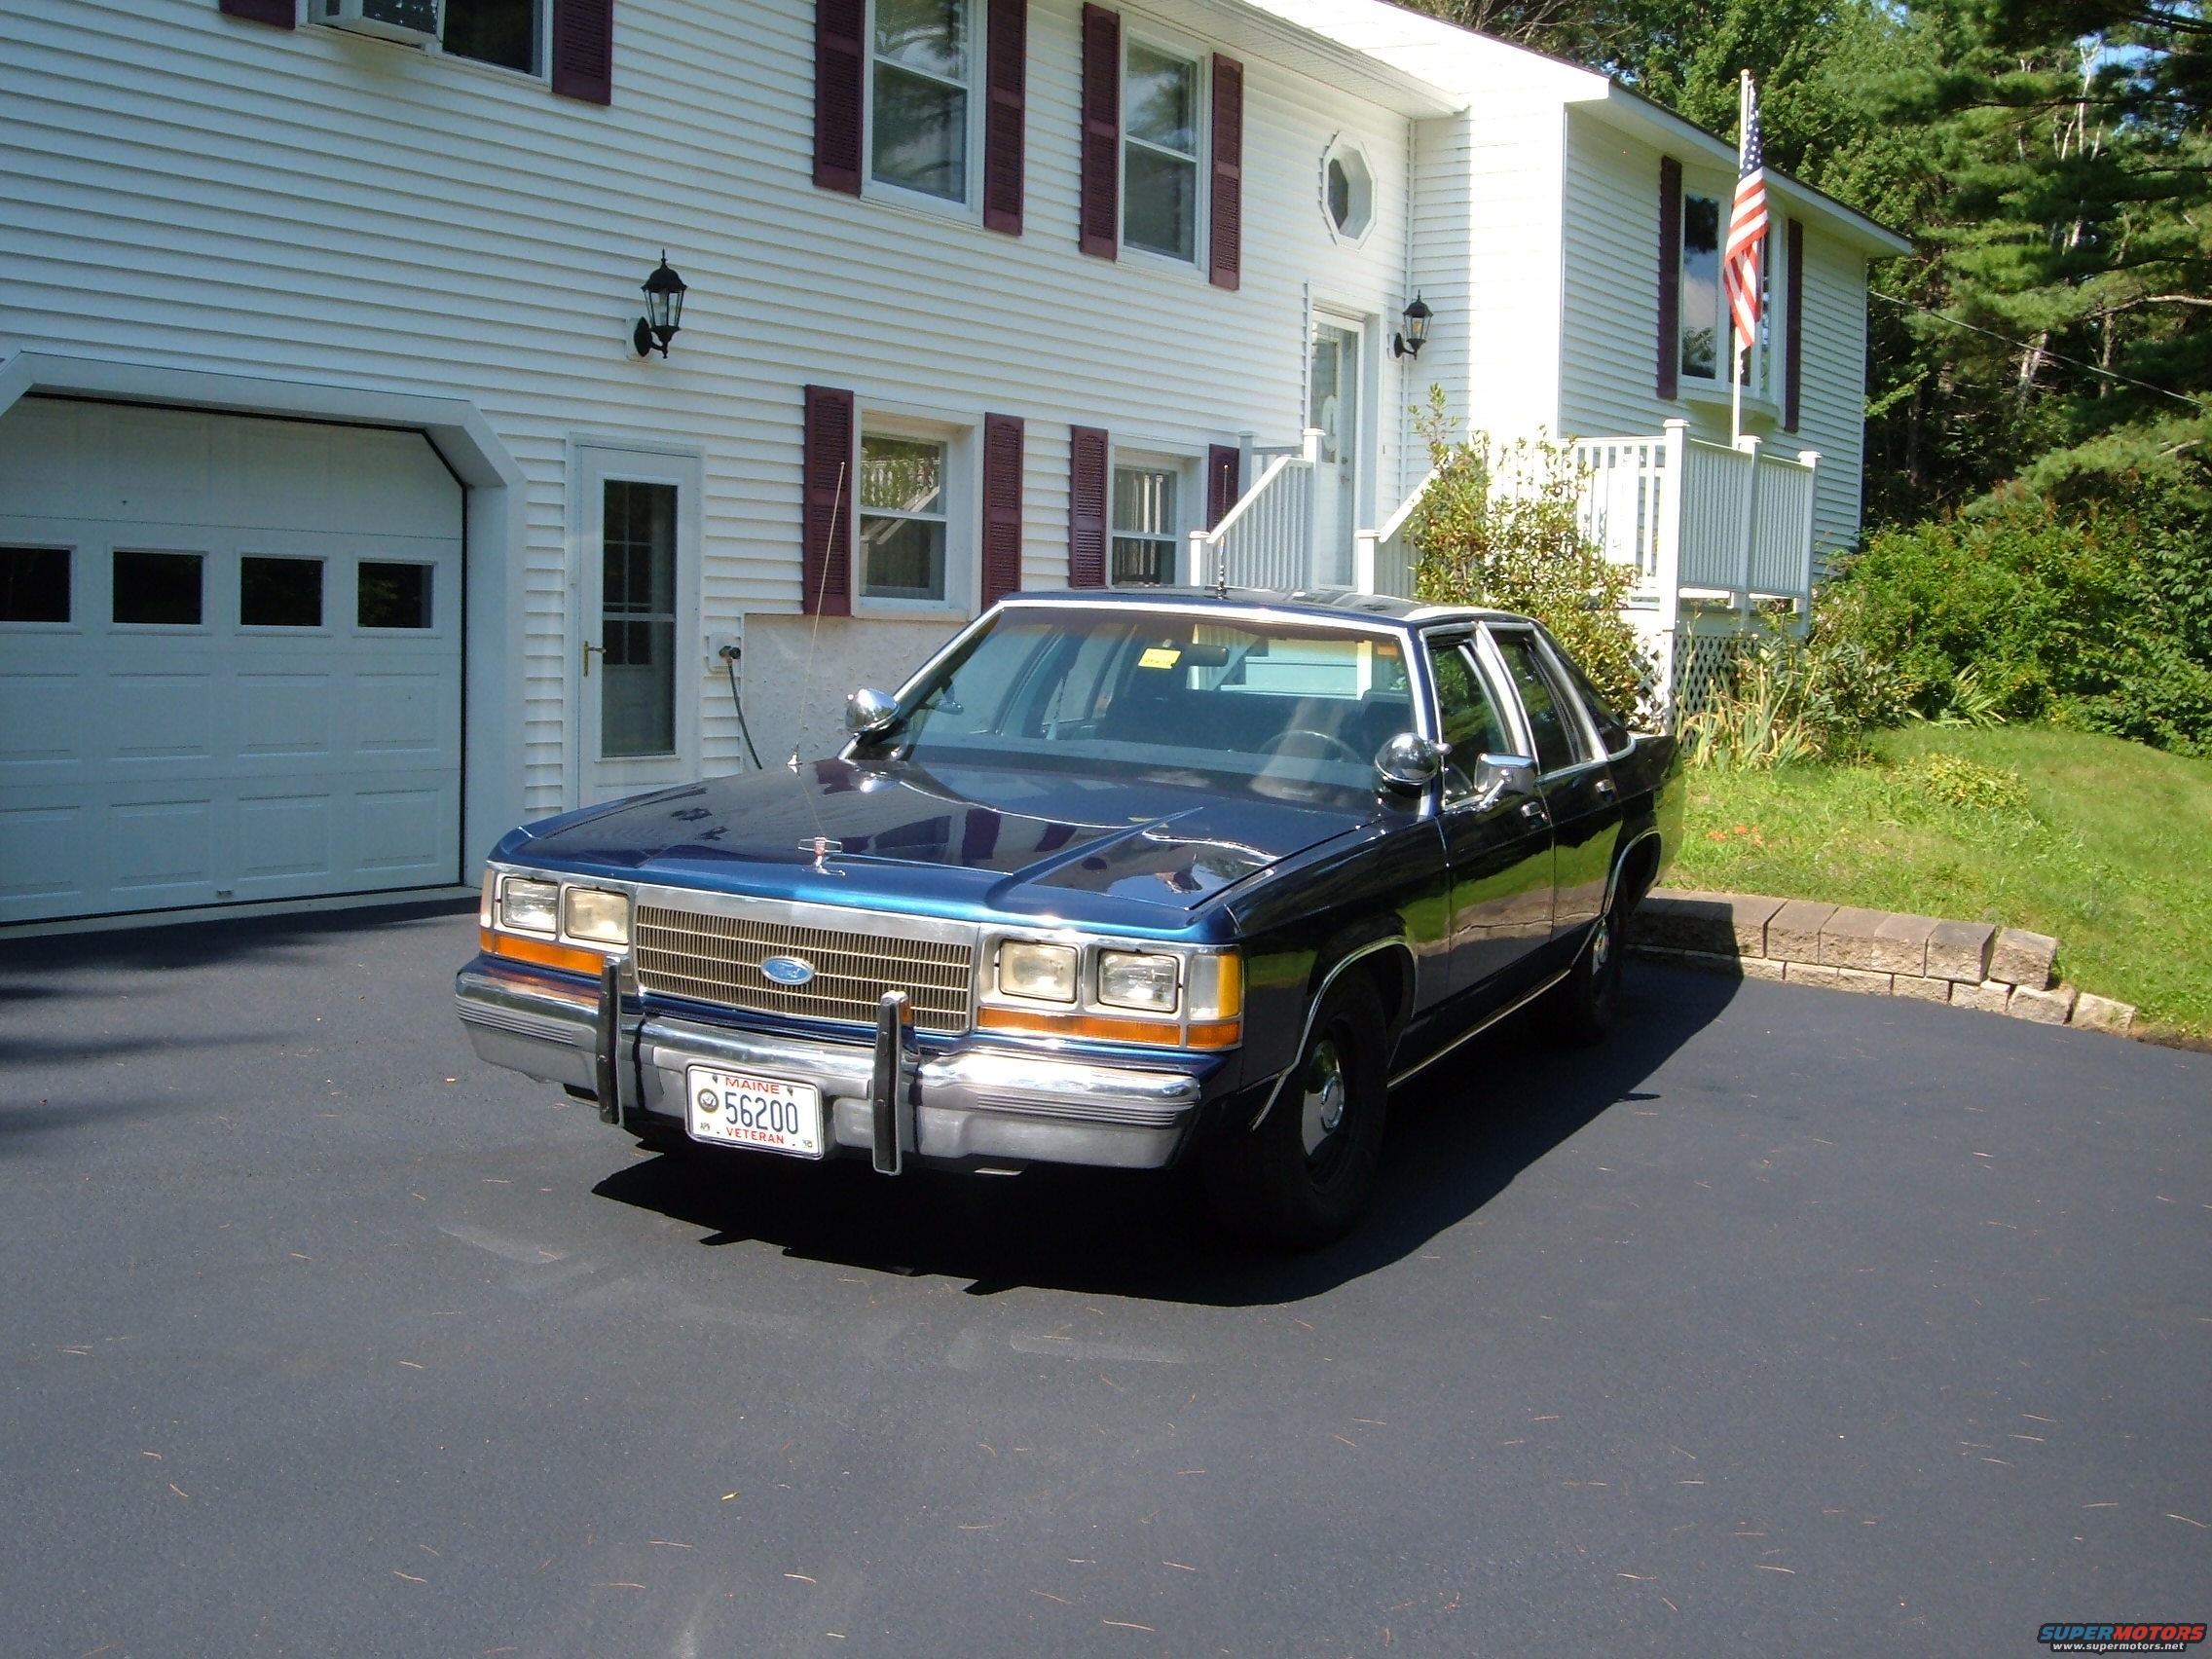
left=0, top=399, right=463, bottom=923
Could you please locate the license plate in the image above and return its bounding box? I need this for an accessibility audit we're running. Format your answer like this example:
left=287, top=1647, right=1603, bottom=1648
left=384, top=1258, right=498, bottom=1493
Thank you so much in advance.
left=683, top=1066, right=824, bottom=1159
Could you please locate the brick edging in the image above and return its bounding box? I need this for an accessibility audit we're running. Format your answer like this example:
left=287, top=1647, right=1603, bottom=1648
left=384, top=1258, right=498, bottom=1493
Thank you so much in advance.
left=1628, top=889, right=2138, bottom=1038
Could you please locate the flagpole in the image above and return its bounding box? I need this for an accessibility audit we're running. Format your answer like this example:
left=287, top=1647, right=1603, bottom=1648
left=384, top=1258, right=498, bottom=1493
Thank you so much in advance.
left=1730, top=68, right=1748, bottom=448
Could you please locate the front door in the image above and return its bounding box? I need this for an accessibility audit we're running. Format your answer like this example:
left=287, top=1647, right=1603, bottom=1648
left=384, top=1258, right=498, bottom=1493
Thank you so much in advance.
left=574, top=445, right=700, bottom=805
left=1426, top=634, right=1557, bottom=1007
left=1309, top=317, right=1361, bottom=587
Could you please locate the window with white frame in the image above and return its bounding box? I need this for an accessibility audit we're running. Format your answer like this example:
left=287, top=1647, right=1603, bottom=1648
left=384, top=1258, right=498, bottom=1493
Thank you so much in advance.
left=1124, top=38, right=1200, bottom=261
left=1678, top=189, right=1774, bottom=393
left=871, top=0, right=975, bottom=203
left=860, top=431, right=952, bottom=603
left=441, top=0, right=539, bottom=73
left=1111, top=461, right=1180, bottom=585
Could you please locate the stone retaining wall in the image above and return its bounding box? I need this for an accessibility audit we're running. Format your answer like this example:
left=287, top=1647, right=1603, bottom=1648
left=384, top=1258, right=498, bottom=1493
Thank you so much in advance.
left=1629, top=890, right=2138, bottom=1037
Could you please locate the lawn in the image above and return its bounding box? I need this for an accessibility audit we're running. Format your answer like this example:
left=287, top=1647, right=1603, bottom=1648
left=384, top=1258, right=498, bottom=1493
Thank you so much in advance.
left=1667, top=725, right=2212, bottom=1042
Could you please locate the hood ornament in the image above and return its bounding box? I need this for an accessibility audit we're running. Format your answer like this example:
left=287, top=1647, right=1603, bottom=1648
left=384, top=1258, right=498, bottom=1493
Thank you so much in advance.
left=802, top=835, right=843, bottom=867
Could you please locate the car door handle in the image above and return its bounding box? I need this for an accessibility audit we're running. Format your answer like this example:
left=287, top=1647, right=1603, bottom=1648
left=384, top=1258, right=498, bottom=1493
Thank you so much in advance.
left=1519, top=799, right=1547, bottom=824
left=1593, top=776, right=1616, bottom=797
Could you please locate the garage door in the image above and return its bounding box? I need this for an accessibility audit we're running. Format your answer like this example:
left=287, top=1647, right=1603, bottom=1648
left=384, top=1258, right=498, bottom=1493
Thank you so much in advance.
left=0, top=398, right=464, bottom=924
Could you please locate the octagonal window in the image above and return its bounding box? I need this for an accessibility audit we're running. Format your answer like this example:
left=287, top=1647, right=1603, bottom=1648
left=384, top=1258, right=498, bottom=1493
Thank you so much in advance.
left=1322, top=138, right=1374, bottom=242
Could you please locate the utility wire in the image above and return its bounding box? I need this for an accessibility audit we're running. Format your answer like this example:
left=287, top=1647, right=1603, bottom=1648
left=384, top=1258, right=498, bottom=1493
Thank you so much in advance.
left=1870, top=288, right=2209, bottom=410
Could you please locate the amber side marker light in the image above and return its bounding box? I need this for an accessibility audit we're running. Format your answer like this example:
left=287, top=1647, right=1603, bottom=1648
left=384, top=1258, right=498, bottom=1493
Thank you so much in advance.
left=976, top=1007, right=1242, bottom=1049
left=480, top=927, right=611, bottom=978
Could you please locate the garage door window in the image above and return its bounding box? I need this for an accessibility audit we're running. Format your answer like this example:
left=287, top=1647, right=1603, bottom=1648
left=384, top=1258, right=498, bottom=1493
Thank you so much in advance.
left=358, top=562, right=433, bottom=630
left=113, top=549, right=203, bottom=626
left=240, top=556, right=323, bottom=629
left=0, top=547, right=69, bottom=623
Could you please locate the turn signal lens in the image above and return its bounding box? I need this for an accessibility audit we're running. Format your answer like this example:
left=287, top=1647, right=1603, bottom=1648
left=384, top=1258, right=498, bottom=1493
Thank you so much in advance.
left=1098, top=950, right=1179, bottom=1013
left=498, top=877, right=559, bottom=936
left=1185, top=950, right=1244, bottom=1021
left=997, top=940, right=1078, bottom=1003
left=562, top=887, right=631, bottom=946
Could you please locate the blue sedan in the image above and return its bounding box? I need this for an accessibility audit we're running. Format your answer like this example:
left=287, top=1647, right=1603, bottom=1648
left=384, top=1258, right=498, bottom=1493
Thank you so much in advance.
left=456, top=588, right=1681, bottom=1247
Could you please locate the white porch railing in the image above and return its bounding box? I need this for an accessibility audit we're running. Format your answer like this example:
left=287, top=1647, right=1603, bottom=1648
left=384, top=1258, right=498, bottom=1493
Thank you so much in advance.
left=1187, top=429, right=1319, bottom=591
left=1354, top=467, right=1434, bottom=600
left=1572, top=419, right=1820, bottom=613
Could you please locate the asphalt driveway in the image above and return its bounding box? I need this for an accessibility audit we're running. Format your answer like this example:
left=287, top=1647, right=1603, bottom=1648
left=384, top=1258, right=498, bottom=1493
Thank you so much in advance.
left=3, top=902, right=2207, bottom=1657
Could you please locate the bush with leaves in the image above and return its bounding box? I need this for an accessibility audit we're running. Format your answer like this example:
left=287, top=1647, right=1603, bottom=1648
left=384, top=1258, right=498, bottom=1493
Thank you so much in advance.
left=1818, top=498, right=2212, bottom=756
left=1406, top=389, right=1645, bottom=719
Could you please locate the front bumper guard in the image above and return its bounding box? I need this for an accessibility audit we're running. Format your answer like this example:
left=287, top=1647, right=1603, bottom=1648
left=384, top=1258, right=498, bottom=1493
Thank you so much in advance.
left=455, top=961, right=1208, bottom=1171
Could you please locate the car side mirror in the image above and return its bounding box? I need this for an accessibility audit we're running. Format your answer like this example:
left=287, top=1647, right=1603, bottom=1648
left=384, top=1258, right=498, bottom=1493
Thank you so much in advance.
left=1375, top=731, right=1445, bottom=793
left=1471, top=753, right=1538, bottom=812
left=845, top=686, right=902, bottom=739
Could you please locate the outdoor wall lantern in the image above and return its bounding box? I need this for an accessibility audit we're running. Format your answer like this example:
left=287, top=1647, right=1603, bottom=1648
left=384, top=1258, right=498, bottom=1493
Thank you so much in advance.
left=1391, top=293, right=1433, bottom=359
left=633, top=252, right=687, bottom=358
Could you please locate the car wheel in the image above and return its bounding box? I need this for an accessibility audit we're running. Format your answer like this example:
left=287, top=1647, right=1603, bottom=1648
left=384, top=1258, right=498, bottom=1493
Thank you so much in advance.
left=1205, top=975, right=1389, bottom=1251
left=1548, top=889, right=1627, bottom=1046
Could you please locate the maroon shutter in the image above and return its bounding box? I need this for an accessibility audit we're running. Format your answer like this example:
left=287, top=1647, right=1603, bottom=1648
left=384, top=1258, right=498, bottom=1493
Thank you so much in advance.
left=982, top=0, right=1027, bottom=235
left=1784, top=217, right=1805, bottom=432
left=1079, top=5, right=1121, bottom=258
left=1068, top=425, right=1109, bottom=586
left=218, top=0, right=294, bottom=26
left=815, top=0, right=866, bottom=194
left=549, top=0, right=613, bottom=104
left=1208, top=55, right=1243, bottom=290
left=1656, top=156, right=1682, bottom=401
left=1205, top=445, right=1240, bottom=528
left=801, top=387, right=855, bottom=616
left=981, top=414, right=1025, bottom=606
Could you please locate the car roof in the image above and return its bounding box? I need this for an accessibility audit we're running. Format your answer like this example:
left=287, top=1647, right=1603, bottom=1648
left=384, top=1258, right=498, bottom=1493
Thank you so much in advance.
left=996, top=586, right=1530, bottom=629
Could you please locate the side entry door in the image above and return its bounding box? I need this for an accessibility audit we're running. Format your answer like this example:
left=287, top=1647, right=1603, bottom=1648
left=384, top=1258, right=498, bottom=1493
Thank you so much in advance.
left=1427, top=634, right=1556, bottom=1006
left=1483, top=625, right=1622, bottom=949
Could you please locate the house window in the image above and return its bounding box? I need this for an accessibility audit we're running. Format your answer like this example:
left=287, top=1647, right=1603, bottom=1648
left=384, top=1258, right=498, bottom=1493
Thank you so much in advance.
left=872, top=0, right=973, bottom=203
left=113, top=550, right=203, bottom=627
left=1124, top=39, right=1199, bottom=261
left=442, top=0, right=538, bottom=73
left=1679, top=190, right=1775, bottom=392
left=240, top=556, right=324, bottom=629
left=860, top=432, right=951, bottom=602
left=1321, top=136, right=1374, bottom=242
left=1111, top=463, right=1179, bottom=585
left=358, top=562, right=433, bottom=630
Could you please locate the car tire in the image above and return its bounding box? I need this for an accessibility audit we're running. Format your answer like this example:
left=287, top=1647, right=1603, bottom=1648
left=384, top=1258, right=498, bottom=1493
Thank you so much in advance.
left=1205, top=975, right=1389, bottom=1251
left=1547, top=888, right=1628, bottom=1046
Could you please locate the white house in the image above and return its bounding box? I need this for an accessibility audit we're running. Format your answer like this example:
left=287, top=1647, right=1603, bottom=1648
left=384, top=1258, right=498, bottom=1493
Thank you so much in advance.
left=0, top=0, right=1906, bottom=927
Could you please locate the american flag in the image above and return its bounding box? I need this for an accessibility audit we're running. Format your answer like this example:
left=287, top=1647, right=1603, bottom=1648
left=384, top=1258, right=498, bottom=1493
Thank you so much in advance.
left=1723, top=76, right=1768, bottom=354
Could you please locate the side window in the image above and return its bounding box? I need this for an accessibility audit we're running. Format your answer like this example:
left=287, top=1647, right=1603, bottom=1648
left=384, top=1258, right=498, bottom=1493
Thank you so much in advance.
left=1489, top=629, right=1593, bottom=775
left=1545, top=639, right=1633, bottom=756
left=1425, top=639, right=1510, bottom=796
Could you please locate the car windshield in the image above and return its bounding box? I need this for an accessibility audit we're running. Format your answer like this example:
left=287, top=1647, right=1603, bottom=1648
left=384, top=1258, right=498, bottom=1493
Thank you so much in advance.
left=880, top=608, right=1418, bottom=792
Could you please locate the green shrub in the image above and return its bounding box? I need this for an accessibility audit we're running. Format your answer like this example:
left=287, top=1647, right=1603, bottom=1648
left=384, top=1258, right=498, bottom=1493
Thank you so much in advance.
left=1820, top=499, right=2212, bottom=756
left=1678, top=638, right=1824, bottom=770
left=1406, top=388, right=1645, bottom=719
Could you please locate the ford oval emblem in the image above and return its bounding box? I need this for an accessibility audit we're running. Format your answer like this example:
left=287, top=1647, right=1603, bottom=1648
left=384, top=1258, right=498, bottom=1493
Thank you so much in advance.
left=760, top=955, right=816, bottom=987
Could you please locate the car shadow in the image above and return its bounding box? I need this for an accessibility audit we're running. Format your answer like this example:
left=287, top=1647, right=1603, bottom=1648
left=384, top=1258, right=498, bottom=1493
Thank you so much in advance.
left=591, top=963, right=1742, bottom=1307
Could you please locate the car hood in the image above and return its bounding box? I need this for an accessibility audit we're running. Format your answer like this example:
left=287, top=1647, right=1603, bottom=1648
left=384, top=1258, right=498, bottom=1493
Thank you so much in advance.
left=501, top=757, right=1380, bottom=926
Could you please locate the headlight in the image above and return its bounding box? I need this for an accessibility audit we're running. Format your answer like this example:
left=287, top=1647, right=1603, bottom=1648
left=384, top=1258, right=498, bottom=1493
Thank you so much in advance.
left=562, top=887, right=630, bottom=946
left=997, top=940, right=1077, bottom=1003
left=498, top=877, right=559, bottom=935
left=1097, top=950, right=1179, bottom=1013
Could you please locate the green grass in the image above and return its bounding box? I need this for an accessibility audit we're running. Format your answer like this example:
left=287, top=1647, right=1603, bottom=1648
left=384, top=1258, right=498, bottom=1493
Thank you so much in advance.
left=1669, top=725, right=2212, bottom=1041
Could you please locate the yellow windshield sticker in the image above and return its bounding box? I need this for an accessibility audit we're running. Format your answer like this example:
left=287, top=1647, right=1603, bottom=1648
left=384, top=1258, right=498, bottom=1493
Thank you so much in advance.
left=1139, top=646, right=1181, bottom=670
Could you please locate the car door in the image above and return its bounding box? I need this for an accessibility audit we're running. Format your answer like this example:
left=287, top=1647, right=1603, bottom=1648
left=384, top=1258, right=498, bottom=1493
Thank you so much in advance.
left=1425, top=633, right=1557, bottom=1008
left=1482, top=624, right=1623, bottom=949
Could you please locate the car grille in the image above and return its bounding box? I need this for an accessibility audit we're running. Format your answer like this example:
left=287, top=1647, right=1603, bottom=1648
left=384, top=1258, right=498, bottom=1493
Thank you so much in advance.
left=633, top=903, right=974, bottom=1035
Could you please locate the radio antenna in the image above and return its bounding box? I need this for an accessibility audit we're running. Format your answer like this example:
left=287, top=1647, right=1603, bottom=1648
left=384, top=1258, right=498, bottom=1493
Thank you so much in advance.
left=793, top=459, right=849, bottom=771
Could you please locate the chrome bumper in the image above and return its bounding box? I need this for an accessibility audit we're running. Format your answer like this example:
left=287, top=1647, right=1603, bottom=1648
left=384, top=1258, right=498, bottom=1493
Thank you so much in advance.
left=454, top=961, right=1209, bottom=1170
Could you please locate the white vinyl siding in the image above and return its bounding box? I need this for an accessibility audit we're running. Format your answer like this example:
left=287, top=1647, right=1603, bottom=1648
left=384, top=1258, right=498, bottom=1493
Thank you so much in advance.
left=2, top=0, right=1414, bottom=796
left=1556, top=110, right=1866, bottom=567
